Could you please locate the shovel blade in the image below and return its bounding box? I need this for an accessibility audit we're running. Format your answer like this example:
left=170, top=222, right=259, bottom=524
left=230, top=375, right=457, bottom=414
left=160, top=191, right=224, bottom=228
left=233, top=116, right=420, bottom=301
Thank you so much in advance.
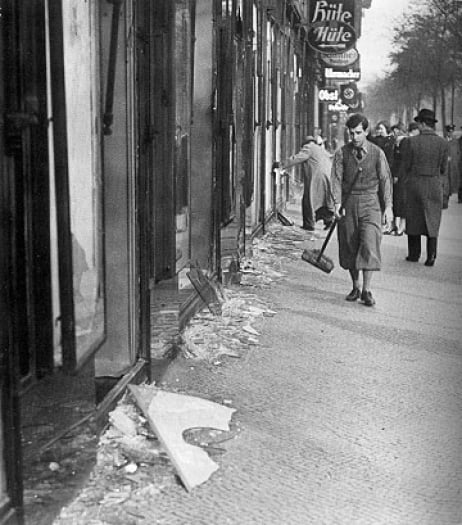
left=301, top=249, right=335, bottom=273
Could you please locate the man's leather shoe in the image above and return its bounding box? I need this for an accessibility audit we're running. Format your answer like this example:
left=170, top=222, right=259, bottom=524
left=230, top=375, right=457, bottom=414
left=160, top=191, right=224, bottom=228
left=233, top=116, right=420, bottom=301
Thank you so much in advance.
left=361, top=290, right=375, bottom=306
left=345, top=288, right=361, bottom=301
left=406, top=256, right=419, bottom=262
left=424, top=256, right=436, bottom=266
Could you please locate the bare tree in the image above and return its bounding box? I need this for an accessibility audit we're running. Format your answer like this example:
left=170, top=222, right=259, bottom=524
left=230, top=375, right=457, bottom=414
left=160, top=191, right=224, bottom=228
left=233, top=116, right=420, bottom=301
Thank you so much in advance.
left=364, top=0, right=462, bottom=127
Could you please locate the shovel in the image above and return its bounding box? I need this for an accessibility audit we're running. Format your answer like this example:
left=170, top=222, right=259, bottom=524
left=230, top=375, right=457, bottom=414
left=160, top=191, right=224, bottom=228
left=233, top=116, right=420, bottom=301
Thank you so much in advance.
left=301, top=218, right=337, bottom=273
left=301, top=154, right=363, bottom=273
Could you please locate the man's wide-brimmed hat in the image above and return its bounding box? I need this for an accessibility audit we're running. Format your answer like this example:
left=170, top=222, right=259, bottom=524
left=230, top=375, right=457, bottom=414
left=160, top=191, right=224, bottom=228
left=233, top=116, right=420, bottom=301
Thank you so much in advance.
left=414, top=108, right=438, bottom=123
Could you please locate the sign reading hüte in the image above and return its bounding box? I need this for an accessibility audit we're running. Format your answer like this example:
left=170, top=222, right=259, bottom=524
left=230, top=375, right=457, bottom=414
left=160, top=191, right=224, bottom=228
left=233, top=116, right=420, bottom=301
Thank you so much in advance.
left=307, top=1, right=357, bottom=55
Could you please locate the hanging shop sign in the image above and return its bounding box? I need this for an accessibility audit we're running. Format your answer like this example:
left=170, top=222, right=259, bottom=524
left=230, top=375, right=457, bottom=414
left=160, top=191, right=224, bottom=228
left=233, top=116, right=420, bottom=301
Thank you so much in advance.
left=340, top=82, right=358, bottom=107
left=318, top=87, right=339, bottom=102
left=328, top=101, right=349, bottom=112
left=324, top=67, right=361, bottom=81
left=347, top=93, right=362, bottom=111
left=307, top=0, right=357, bottom=55
left=320, top=48, right=359, bottom=68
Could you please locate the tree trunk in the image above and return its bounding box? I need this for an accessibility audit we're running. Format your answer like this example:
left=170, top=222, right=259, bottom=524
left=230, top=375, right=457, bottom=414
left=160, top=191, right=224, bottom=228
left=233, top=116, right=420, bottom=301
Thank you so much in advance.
left=440, top=85, right=446, bottom=132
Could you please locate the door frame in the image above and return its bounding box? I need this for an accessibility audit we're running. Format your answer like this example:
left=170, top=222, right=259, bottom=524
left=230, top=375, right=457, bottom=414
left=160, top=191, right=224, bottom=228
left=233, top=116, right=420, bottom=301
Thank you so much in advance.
left=0, top=0, right=24, bottom=519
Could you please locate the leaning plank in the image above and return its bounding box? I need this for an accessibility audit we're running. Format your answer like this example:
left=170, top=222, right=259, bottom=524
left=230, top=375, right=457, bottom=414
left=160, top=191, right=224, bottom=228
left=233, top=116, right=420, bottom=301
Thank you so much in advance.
left=277, top=211, right=294, bottom=226
left=187, top=262, right=223, bottom=315
left=129, top=385, right=236, bottom=491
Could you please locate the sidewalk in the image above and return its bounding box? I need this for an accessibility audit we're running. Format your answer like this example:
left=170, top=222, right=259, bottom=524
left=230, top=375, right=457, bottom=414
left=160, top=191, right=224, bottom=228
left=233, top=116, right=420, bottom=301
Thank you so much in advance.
left=54, top=196, right=462, bottom=525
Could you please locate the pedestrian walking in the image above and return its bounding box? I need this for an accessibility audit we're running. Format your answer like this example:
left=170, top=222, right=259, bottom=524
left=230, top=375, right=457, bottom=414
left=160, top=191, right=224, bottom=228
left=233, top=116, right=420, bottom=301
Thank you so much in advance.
left=281, top=136, right=335, bottom=231
left=459, top=127, right=462, bottom=203
left=389, top=123, right=420, bottom=237
left=400, top=109, right=449, bottom=266
left=369, top=121, right=395, bottom=170
left=389, top=125, right=408, bottom=235
left=368, top=121, right=395, bottom=233
left=331, top=113, right=393, bottom=306
left=445, top=124, right=461, bottom=204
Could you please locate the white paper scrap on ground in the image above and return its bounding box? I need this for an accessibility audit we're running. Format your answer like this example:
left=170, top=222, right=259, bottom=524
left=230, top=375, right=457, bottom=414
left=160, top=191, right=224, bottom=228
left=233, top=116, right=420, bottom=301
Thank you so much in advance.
left=129, top=385, right=236, bottom=491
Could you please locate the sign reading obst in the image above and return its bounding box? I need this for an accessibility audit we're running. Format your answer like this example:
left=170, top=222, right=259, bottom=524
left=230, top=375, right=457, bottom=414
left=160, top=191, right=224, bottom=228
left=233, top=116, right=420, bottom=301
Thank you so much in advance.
left=307, top=1, right=357, bottom=55
left=318, top=88, right=339, bottom=102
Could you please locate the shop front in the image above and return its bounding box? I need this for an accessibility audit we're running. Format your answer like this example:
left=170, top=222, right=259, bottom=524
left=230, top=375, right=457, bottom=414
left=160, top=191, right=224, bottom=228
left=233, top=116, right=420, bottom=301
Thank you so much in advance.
left=0, top=0, right=157, bottom=521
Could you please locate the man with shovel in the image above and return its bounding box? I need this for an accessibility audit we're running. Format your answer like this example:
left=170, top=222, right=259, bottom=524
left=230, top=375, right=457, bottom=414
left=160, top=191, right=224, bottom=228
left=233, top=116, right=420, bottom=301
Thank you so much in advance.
left=331, top=113, right=393, bottom=306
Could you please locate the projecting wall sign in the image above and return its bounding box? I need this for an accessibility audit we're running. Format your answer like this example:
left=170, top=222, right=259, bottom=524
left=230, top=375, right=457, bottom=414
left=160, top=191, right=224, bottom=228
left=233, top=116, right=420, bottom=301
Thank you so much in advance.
left=328, top=101, right=349, bottom=112
left=324, top=67, right=361, bottom=80
left=318, top=88, right=339, bottom=102
left=307, top=1, right=357, bottom=55
left=320, top=48, right=359, bottom=67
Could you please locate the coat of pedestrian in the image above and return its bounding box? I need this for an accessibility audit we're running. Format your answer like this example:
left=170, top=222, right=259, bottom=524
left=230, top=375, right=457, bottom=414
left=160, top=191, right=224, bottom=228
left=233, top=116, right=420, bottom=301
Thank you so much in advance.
left=282, top=137, right=334, bottom=231
left=331, top=113, right=393, bottom=307
left=368, top=121, right=395, bottom=173
left=389, top=125, right=408, bottom=235
left=400, top=109, right=449, bottom=266
left=445, top=124, right=461, bottom=202
left=390, top=123, right=421, bottom=237
left=459, top=128, right=462, bottom=203
left=368, top=121, right=395, bottom=234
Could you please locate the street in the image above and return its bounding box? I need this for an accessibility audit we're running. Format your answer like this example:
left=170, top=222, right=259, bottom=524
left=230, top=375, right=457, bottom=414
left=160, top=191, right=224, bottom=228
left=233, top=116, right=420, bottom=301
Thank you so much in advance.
left=149, top=197, right=462, bottom=524
left=3, top=3, right=462, bottom=525
left=52, top=196, right=462, bottom=525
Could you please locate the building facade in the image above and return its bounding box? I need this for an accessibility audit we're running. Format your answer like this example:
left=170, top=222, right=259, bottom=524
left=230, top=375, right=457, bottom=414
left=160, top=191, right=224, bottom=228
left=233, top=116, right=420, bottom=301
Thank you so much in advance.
left=0, top=1, right=369, bottom=522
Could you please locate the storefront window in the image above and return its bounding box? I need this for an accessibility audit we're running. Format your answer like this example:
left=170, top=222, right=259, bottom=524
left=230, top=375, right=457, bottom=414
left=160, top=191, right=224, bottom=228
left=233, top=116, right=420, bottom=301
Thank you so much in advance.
left=175, top=4, right=194, bottom=272
left=0, top=397, right=5, bottom=498
left=63, top=0, right=105, bottom=365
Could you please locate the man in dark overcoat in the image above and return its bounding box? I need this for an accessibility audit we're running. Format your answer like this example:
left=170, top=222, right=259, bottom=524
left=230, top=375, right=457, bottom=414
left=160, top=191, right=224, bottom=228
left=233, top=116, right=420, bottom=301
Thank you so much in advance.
left=400, top=109, right=449, bottom=266
left=459, top=127, right=462, bottom=203
left=444, top=124, right=461, bottom=203
left=331, top=113, right=393, bottom=306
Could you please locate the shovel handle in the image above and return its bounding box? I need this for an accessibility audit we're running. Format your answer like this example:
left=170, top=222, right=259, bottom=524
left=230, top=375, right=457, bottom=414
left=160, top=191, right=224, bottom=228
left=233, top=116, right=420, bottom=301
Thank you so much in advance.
left=316, top=218, right=338, bottom=262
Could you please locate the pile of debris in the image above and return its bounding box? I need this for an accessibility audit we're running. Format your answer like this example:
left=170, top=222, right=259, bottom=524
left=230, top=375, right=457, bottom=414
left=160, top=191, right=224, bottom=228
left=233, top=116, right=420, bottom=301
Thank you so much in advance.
left=179, top=217, right=317, bottom=364
left=53, top=216, right=310, bottom=524
left=54, top=386, right=240, bottom=524
left=53, top=396, right=173, bottom=524
left=241, top=219, right=318, bottom=287
left=181, top=288, right=277, bottom=363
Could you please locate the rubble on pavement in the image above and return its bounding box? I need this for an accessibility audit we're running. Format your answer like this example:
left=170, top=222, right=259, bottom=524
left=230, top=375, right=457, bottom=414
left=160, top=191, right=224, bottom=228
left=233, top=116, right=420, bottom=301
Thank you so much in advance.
left=179, top=218, right=317, bottom=364
left=52, top=217, right=307, bottom=523
left=180, top=287, right=276, bottom=363
left=130, top=385, right=236, bottom=491
left=241, top=220, right=321, bottom=286
left=53, top=387, right=241, bottom=525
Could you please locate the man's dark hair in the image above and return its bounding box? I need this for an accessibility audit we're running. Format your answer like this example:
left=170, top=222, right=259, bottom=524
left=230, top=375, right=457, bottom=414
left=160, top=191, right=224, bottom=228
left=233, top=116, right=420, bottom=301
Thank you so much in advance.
left=408, top=122, right=419, bottom=133
left=346, top=113, right=368, bottom=131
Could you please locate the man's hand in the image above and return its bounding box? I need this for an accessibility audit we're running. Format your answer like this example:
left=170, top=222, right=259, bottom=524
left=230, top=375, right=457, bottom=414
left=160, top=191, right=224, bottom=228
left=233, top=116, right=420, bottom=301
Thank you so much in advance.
left=383, top=206, right=393, bottom=230
left=334, top=204, right=344, bottom=220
